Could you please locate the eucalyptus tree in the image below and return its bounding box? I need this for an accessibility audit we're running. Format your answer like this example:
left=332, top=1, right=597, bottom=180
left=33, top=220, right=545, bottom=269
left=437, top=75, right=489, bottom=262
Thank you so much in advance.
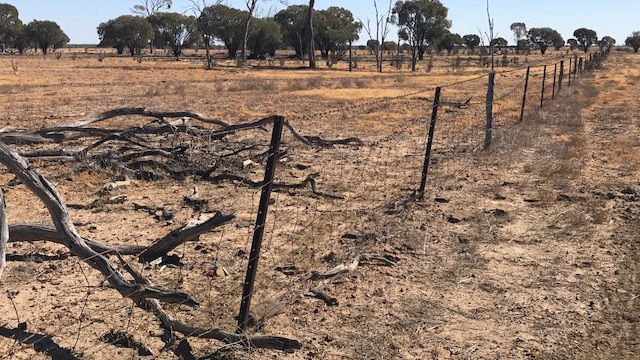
left=274, top=5, right=309, bottom=59
left=573, top=28, right=597, bottom=52
left=393, top=0, right=451, bottom=71
left=528, top=27, right=563, bottom=55
left=0, top=3, right=23, bottom=52
left=148, top=12, right=199, bottom=59
left=626, top=31, right=640, bottom=53
left=199, top=4, right=246, bottom=59
left=314, top=7, right=361, bottom=62
left=97, top=15, right=153, bottom=56
left=132, top=0, right=173, bottom=16
left=362, top=0, right=394, bottom=72
left=25, top=20, right=69, bottom=54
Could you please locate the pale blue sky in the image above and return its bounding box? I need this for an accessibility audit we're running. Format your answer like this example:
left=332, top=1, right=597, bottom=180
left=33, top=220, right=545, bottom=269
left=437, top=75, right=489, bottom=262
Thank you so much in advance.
left=7, top=0, right=639, bottom=46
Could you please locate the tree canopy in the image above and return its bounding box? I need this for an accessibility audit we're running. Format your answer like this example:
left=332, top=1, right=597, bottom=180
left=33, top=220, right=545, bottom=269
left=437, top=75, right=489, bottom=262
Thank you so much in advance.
left=0, top=3, right=23, bottom=50
left=573, top=27, right=597, bottom=52
left=462, top=34, right=480, bottom=50
left=528, top=27, right=564, bottom=55
left=148, top=12, right=198, bottom=59
left=132, top=0, right=172, bottom=17
left=97, top=15, right=153, bottom=56
left=598, top=35, right=615, bottom=52
left=274, top=5, right=309, bottom=59
left=437, top=31, right=461, bottom=54
left=625, top=31, right=640, bottom=53
left=199, top=4, right=246, bottom=59
left=491, top=37, right=508, bottom=51
left=25, top=20, right=69, bottom=54
left=510, top=22, right=527, bottom=44
left=393, top=0, right=451, bottom=70
left=313, top=7, right=361, bottom=61
left=247, top=17, right=281, bottom=58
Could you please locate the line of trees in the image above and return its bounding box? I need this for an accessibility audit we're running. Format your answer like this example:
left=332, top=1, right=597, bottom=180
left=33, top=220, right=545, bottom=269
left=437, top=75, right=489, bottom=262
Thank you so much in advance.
left=0, top=3, right=69, bottom=54
left=4, top=0, right=640, bottom=68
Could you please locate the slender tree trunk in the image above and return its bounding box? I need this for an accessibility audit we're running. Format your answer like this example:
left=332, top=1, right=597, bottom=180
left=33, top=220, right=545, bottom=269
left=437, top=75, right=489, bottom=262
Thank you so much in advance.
left=242, top=0, right=258, bottom=65
left=307, top=0, right=316, bottom=69
left=348, top=39, right=353, bottom=72
left=204, top=35, right=212, bottom=70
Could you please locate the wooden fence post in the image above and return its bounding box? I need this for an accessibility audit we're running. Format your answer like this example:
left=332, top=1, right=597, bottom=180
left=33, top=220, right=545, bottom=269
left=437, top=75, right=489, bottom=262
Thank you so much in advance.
left=519, top=66, right=531, bottom=121
left=540, top=65, right=547, bottom=108
left=237, top=116, right=284, bottom=332
left=484, top=71, right=496, bottom=149
left=558, top=60, right=564, bottom=93
left=567, top=57, right=572, bottom=87
left=578, top=57, right=583, bottom=75
left=418, top=87, right=441, bottom=200
left=552, top=63, right=557, bottom=100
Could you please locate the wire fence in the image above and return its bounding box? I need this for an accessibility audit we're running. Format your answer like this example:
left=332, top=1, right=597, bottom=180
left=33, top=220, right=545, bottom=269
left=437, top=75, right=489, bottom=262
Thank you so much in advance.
left=0, top=50, right=609, bottom=358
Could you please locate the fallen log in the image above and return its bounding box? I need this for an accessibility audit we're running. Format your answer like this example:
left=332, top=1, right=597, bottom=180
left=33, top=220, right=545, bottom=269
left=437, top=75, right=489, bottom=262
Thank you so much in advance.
left=138, top=212, right=235, bottom=263
left=0, top=142, right=198, bottom=307
left=8, top=223, right=146, bottom=255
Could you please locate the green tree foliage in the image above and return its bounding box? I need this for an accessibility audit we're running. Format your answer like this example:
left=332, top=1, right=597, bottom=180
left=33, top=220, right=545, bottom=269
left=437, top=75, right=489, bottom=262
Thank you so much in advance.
left=148, top=12, right=198, bottom=59
left=437, top=31, right=461, bottom=54
left=25, top=20, right=69, bottom=54
left=247, top=17, right=281, bottom=58
left=97, top=19, right=125, bottom=54
left=132, top=0, right=172, bottom=17
left=567, top=38, right=578, bottom=50
left=199, top=4, right=246, bottom=59
left=598, top=35, right=615, bottom=52
left=462, top=34, right=480, bottom=51
left=313, top=6, right=361, bottom=61
left=11, top=28, right=30, bottom=54
left=573, top=27, right=597, bottom=52
left=97, top=15, right=153, bottom=56
left=528, top=27, right=563, bottom=55
left=517, top=39, right=530, bottom=53
left=382, top=41, right=397, bottom=53
left=625, top=31, right=640, bottom=53
left=393, top=0, right=451, bottom=71
left=366, top=39, right=380, bottom=54
left=510, top=22, right=526, bottom=44
left=0, top=3, right=23, bottom=51
left=490, top=37, right=508, bottom=51
left=274, top=5, right=309, bottom=59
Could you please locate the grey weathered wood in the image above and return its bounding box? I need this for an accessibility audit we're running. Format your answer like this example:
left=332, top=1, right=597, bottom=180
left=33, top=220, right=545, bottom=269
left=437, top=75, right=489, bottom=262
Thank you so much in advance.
left=138, top=212, right=235, bottom=263
left=484, top=71, right=496, bottom=149
left=8, top=223, right=146, bottom=255
left=118, top=258, right=301, bottom=350
left=0, top=189, right=7, bottom=278
left=0, top=142, right=198, bottom=307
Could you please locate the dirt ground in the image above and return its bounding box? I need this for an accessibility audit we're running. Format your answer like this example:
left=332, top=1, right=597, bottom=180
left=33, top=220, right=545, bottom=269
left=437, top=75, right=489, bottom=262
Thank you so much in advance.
left=0, top=51, right=638, bottom=359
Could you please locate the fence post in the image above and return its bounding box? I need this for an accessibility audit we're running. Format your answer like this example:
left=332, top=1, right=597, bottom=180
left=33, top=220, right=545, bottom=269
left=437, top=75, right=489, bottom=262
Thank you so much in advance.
left=484, top=71, right=496, bottom=149
left=552, top=63, right=557, bottom=100
left=418, top=87, right=441, bottom=200
left=540, top=65, right=547, bottom=108
left=519, top=66, right=531, bottom=121
left=558, top=60, right=564, bottom=93
left=567, top=57, right=572, bottom=87
left=573, top=55, right=578, bottom=80
left=237, top=116, right=284, bottom=332
left=578, top=57, right=583, bottom=75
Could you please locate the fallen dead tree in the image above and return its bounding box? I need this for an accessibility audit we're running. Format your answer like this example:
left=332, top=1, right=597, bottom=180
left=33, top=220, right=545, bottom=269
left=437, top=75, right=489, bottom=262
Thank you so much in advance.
left=4, top=108, right=359, bottom=198
left=0, top=142, right=302, bottom=351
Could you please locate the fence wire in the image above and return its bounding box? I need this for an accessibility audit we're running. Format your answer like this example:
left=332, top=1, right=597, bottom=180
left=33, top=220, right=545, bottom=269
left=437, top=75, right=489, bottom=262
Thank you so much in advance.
left=0, top=50, right=608, bottom=359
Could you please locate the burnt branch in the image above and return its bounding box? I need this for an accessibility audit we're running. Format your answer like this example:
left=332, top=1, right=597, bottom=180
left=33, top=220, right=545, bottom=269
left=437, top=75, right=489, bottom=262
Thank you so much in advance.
left=0, top=142, right=199, bottom=307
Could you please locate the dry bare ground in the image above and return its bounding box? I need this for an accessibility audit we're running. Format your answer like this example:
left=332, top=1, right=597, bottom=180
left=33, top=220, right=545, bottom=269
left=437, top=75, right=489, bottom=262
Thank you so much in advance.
left=0, top=51, right=638, bottom=359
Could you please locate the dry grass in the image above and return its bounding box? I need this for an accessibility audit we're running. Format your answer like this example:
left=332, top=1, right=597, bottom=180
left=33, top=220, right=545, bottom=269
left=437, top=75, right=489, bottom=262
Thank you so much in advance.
left=0, top=51, right=638, bottom=360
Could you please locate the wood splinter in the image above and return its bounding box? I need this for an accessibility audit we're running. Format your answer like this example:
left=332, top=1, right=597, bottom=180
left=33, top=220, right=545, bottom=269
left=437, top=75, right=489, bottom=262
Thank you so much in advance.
left=309, top=287, right=338, bottom=306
